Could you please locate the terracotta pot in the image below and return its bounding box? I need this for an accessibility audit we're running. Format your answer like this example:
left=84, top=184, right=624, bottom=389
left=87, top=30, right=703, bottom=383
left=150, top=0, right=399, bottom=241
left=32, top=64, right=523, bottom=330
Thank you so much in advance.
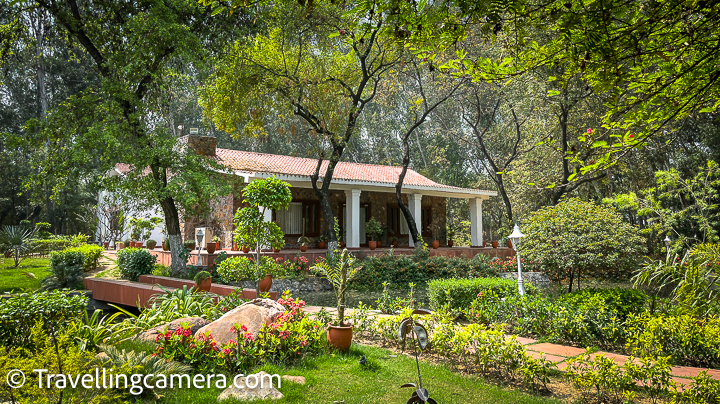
left=272, top=247, right=281, bottom=253
left=318, top=241, right=326, bottom=249
left=196, top=277, right=212, bottom=292
left=392, top=241, right=399, bottom=247
left=205, top=242, right=217, bottom=254
left=377, top=241, right=383, bottom=248
left=432, top=240, right=440, bottom=249
left=117, top=242, right=125, bottom=250
left=146, top=240, right=157, bottom=250
left=242, top=245, right=250, bottom=254
left=492, top=240, right=499, bottom=249
left=368, top=240, right=377, bottom=250
left=162, top=240, right=169, bottom=251
left=448, top=240, right=454, bottom=248
left=4, top=251, right=11, bottom=258
left=103, top=242, right=109, bottom=250
left=232, top=242, right=238, bottom=251
left=506, top=240, right=513, bottom=249
left=300, top=244, right=308, bottom=252
left=327, top=324, right=353, bottom=351
left=482, top=240, right=487, bottom=247
left=258, top=274, right=273, bottom=292
left=339, top=241, right=346, bottom=249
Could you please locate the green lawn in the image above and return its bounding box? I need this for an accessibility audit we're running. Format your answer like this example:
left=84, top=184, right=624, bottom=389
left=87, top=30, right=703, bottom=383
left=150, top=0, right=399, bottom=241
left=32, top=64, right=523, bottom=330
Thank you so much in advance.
left=143, top=344, right=560, bottom=404
left=0, top=257, right=50, bottom=293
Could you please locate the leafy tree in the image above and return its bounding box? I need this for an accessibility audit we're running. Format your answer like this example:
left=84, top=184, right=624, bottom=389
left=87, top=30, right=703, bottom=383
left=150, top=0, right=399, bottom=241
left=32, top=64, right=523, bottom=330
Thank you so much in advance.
left=5, top=0, right=248, bottom=273
left=233, top=176, right=292, bottom=295
left=520, top=198, right=645, bottom=292
left=202, top=0, right=400, bottom=247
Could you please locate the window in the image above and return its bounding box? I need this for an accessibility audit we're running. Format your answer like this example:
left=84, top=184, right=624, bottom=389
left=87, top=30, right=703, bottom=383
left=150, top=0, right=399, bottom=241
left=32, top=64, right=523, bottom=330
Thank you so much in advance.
left=275, top=201, right=320, bottom=236
left=387, top=205, right=431, bottom=236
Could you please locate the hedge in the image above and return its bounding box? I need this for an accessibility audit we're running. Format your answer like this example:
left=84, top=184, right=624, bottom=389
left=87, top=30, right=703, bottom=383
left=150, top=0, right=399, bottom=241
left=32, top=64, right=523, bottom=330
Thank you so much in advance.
left=45, top=250, right=86, bottom=290
left=428, top=277, right=536, bottom=312
left=117, top=247, right=157, bottom=281
left=0, top=290, right=87, bottom=348
left=350, top=253, right=497, bottom=290
left=64, top=244, right=104, bottom=271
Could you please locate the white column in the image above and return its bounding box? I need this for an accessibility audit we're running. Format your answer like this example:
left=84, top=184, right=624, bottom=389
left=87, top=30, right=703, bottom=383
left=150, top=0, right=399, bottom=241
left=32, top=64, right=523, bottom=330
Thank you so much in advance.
left=408, top=193, right=423, bottom=247
left=260, top=206, right=272, bottom=222
left=470, top=198, right=484, bottom=247
left=345, top=189, right=361, bottom=249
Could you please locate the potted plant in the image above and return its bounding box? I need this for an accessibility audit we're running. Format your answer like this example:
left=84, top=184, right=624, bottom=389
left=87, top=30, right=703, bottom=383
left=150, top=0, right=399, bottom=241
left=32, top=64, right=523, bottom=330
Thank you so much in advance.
left=205, top=240, right=217, bottom=254
left=298, top=236, right=310, bottom=252
left=365, top=217, right=383, bottom=250
left=212, top=235, right=222, bottom=250
left=162, top=239, right=169, bottom=251
left=146, top=239, right=157, bottom=250
left=390, top=235, right=399, bottom=248
left=242, top=244, right=251, bottom=254
left=492, top=240, right=499, bottom=248
left=318, top=233, right=328, bottom=249
left=447, top=226, right=455, bottom=248
left=311, top=248, right=361, bottom=351
left=103, top=241, right=109, bottom=250
left=183, top=239, right=196, bottom=251
left=431, top=240, right=440, bottom=249
left=271, top=239, right=283, bottom=253
left=123, top=239, right=132, bottom=249
left=194, top=270, right=212, bottom=292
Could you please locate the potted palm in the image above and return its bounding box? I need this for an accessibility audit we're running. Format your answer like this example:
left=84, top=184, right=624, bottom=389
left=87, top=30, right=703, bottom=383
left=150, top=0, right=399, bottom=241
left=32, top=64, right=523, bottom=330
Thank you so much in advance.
left=298, top=236, right=310, bottom=252
left=390, top=235, right=399, bottom=248
left=365, top=217, right=383, bottom=250
left=194, top=270, right=212, bottom=292
left=311, top=249, right=361, bottom=351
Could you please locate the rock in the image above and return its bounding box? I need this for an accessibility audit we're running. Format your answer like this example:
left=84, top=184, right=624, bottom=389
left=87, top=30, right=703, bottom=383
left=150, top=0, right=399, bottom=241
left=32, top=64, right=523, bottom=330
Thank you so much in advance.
left=282, top=375, right=305, bottom=385
left=94, top=352, right=110, bottom=364
left=136, top=317, right=210, bottom=343
left=195, top=298, right=284, bottom=346
left=217, top=371, right=284, bottom=401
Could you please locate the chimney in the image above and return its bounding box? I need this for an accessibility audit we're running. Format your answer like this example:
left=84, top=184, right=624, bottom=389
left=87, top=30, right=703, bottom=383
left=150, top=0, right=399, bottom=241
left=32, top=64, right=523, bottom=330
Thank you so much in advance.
left=178, top=128, right=216, bottom=156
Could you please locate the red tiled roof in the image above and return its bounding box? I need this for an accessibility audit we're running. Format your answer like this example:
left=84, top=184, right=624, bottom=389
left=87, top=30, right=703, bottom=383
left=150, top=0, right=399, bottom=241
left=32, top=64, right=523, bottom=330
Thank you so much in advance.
left=214, top=149, right=475, bottom=191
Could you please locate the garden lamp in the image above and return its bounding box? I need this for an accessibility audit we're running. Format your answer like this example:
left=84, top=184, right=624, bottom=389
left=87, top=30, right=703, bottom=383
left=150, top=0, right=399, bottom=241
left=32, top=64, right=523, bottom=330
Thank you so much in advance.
left=508, top=224, right=526, bottom=297
left=663, top=235, right=671, bottom=252
left=196, top=228, right=205, bottom=265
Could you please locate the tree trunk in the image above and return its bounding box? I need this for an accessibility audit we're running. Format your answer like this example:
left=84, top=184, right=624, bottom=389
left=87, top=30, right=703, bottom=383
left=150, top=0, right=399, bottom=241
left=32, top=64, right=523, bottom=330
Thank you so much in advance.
left=396, top=137, right=420, bottom=245
left=567, top=269, right=574, bottom=293
left=159, top=196, right=185, bottom=275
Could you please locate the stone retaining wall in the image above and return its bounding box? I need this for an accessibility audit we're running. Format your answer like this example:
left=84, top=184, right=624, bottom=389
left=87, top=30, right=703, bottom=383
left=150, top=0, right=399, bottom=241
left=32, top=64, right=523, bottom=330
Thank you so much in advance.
left=239, top=277, right=333, bottom=294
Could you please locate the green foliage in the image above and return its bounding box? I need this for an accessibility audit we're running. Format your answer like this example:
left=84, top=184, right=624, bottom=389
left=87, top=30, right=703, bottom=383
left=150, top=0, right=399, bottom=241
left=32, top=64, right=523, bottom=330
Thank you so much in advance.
left=65, top=244, right=104, bottom=271
left=117, top=247, right=157, bottom=281
left=146, top=239, right=157, bottom=249
left=132, top=286, right=223, bottom=330
left=233, top=176, right=291, bottom=251
left=216, top=256, right=283, bottom=283
left=351, top=251, right=498, bottom=290
left=0, top=225, right=36, bottom=268
left=428, top=277, right=534, bottom=313
left=193, top=270, right=211, bottom=284
left=43, top=249, right=86, bottom=290
left=69, top=309, right=136, bottom=351
left=634, top=243, right=720, bottom=316
left=558, top=288, right=649, bottom=319
left=0, top=323, right=125, bottom=403
left=521, top=198, right=645, bottom=291
left=671, top=371, right=720, bottom=404
left=311, top=249, right=361, bottom=325
left=152, top=264, right=171, bottom=277
left=128, top=216, right=162, bottom=241
left=0, top=290, right=87, bottom=348
left=365, top=217, right=383, bottom=241
left=34, top=222, right=52, bottom=239
left=28, top=236, right=73, bottom=254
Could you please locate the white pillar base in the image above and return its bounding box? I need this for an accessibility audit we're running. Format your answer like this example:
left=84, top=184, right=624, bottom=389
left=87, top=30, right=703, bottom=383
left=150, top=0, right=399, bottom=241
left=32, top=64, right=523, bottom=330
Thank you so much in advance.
left=470, top=198, right=483, bottom=247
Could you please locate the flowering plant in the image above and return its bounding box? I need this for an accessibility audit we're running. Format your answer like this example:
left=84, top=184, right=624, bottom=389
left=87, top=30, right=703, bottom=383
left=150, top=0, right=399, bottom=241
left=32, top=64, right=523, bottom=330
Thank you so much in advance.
left=489, top=256, right=523, bottom=273
left=153, top=323, right=229, bottom=373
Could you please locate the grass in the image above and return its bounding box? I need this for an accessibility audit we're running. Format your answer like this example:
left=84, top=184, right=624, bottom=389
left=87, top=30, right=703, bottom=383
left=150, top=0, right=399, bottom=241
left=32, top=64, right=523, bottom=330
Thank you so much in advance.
left=142, top=344, right=560, bottom=404
left=0, top=257, right=51, bottom=293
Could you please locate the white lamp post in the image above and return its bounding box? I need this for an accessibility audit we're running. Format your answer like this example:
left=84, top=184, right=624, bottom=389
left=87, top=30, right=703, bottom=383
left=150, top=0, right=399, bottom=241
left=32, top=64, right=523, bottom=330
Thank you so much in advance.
left=663, top=235, right=671, bottom=253
left=508, top=224, right=526, bottom=297
left=195, top=228, right=205, bottom=266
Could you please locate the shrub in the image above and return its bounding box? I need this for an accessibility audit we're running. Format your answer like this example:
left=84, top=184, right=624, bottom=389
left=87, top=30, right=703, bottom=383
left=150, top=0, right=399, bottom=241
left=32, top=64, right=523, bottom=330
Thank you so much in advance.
left=65, top=244, right=104, bottom=271
left=43, top=249, right=86, bottom=290
left=0, top=290, right=87, bottom=348
left=131, top=286, right=222, bottom=329
left=351, top=252, right=497, bottom=290
left=152, top=264, right=170, bottom=276
left=117, top=247, right=157, bottom=281
left=428, top=277, right=535, bottom=312
left=30, top=236, right=72, bottom=253
left=194, top=270, right=211, bottom=284
left=558, top=288, right=648, bottom=319
left=521, top=198, right=645, bottom=292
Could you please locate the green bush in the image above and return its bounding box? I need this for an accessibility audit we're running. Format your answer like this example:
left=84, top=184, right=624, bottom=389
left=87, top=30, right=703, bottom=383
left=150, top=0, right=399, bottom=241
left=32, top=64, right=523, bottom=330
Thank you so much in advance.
left=30, top=236, right=72, bottom=253
left=521, top=198, right=645, bottom=292
left=0, top=290, right=87, bottom=348
left=351, top=253, right=497, bottom=290
left=43, top=250, right=86, bottom=290
left=428, top=277, right=535, bottom=312
left=117, top=247, right=157, bottom=281
left=558, top=288, right=648, bottom=319
left=65, top=244, right=104, bottom=271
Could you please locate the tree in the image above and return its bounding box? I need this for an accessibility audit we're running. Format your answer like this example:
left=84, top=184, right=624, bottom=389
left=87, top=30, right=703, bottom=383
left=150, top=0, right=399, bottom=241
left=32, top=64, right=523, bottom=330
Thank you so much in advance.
left=7, top=0, right=247, bottom=274
left=202, top=1, right=400, bottom=247
left=520, top=198, right=645, bottom=292
left=233, top=176, right=292, bottom=295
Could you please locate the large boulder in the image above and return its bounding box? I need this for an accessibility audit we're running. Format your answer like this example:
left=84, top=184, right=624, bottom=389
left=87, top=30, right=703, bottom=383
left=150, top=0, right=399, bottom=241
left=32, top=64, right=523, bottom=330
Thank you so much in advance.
left=217, top=371, right=283, bottom=401
left=195, top=298, right=284, bottom=346
left=136, top=317, right=210, bottom=344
